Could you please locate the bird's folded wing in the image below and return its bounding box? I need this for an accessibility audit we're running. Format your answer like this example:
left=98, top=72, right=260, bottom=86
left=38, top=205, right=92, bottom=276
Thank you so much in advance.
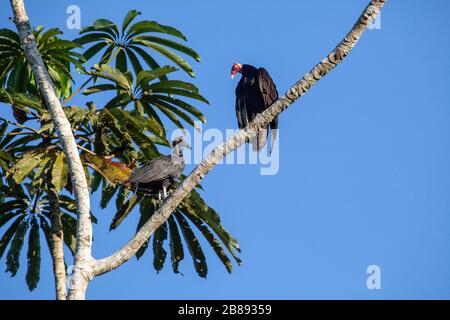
left=235, top=81, right=248, bottom=129
left=258, top=67, right=278, bottom=111
left=128, top=156, right=174, bottom=183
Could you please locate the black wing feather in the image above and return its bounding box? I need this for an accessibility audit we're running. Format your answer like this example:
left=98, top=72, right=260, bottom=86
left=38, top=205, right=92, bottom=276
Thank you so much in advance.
left=258, top=68, right=278, bottom=111
left=258, top=68, right=279, bottom=130
left=235, top=80, right=248, bottom=129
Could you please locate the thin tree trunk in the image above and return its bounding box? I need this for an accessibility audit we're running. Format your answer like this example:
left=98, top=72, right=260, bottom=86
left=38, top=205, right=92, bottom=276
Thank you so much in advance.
left=47, top=188, right=67, bottom=300
left=9, top=0, right=93, bottom=300
left=93, top=0, right=387, bottom=276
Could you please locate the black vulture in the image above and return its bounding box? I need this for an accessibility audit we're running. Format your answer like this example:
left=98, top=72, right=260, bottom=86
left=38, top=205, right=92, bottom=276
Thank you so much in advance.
left=127, top=136, right=189, bottom=201
left=231, top=63, right=279, bottom=152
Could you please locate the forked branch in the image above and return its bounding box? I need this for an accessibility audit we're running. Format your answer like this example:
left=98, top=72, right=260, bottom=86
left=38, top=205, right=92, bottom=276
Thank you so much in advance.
left=93, top=0, right=387, bottom=277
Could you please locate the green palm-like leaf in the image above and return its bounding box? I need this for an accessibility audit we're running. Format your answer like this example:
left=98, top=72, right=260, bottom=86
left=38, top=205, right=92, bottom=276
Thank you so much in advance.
left=26, top=216, right=41, bottom=291
left=185, top=212, right=233, bottom=273
left=84, top=65, right=207, bottom=129
left=37, top=216, right=53, bottom=253
left=167, top=215, right=184, bottom=274
left=6, top=217, right=29, bottom=277
left=0, top=149, right=12, bottom=163
left=0, top=176, right=80, bottom=292
left=122, top=10, right=141, bottom=33
left=0, top=89, right=45, bottom=125
left=153, top=222, right=168, bottom=272
left=7, top=148, right=50, bottom=184
left=51, top=151, right=69, bottom=192
left=100, top=181, right=119, bottom=209
left=174, top=210, right=207, bottom=278
left=81, top=109, right=166, bottom=177
left=109, top=108, right=162, bottom=158
left=0, top=215, right=25, bottom=260
left=31, top=152, right=54, bottom=191
left=0, top=212, right=19, bottom=230
left=0, top=27, right=85, bottom=98
left=75, top=10, right=199, bottom=77
left=136, top=66, right=177, bottom=87
left=109, top=194, right=139, bottom=231
left=87, top=64, right=132, bottom=93
left=135, top=36, right=200, bottom=62
left=180, top=189, right=241, bottom=265
left=132, top=39, right=195, bottom=77
left=135, top=198, right=154, bottom=259
left=0, top=89, right=44, bottom=111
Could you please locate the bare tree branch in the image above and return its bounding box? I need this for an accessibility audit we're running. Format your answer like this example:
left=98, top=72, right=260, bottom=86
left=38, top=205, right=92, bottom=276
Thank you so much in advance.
left=9, top=0, right=93, bottom=300
left=93, top=0, right=387, bottom=277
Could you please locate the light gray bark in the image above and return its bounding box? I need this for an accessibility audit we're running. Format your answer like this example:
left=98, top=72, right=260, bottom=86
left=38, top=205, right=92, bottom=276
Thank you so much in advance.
left=93, top=0, right=387, bottom=277
left=9, top=0, right=93, bottom=300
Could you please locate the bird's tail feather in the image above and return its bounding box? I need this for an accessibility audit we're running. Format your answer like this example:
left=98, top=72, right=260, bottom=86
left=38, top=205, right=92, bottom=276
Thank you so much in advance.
left=251, top=128, right=268, bottom=152
left=270, top=128, right=277, bottom=155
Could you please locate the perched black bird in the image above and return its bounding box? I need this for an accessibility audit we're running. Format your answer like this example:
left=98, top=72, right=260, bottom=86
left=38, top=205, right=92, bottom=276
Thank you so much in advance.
left=127, top=137, right=189, bottom=201
left=231, top=63, right=279, bottom=152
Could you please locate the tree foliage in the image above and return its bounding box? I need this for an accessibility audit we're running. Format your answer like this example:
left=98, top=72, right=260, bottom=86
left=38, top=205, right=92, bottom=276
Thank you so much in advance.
left=74, top=10, right=200, bottom=77
left=0, top=10, right=240, bottom=291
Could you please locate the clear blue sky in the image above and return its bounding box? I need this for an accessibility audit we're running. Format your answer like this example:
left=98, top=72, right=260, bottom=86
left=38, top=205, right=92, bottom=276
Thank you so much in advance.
left=1, top=0, right=450, bottom=299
